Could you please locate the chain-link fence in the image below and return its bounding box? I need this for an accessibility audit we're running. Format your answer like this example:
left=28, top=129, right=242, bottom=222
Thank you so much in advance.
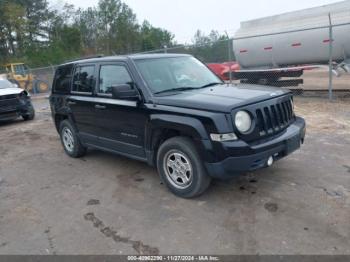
left=0, top=64, right=56, bottom=94
left=30, top=66, right=56, bottom=94
left=136, top=39, right=350, bottom=99
left=12, top=11, right=349, bottom=100
left=137, top=10, right=350, bottom=100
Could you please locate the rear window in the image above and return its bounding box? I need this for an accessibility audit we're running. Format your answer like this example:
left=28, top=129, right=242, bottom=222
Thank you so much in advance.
left=53, top=64, right=74, bottom=94
left=72, top=65, right=95, bottom=93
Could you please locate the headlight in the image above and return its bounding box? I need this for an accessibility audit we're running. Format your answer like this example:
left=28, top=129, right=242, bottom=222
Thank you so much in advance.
left=235, top=111, right=252, bottom=133
left=20, top=90, right=30, bottom=98
left=210, top=133, right=237, bottom=142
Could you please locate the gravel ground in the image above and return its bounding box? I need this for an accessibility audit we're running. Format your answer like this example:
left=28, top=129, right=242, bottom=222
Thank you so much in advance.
left=0, top=96, right=349, bottom=255
left=301, top=70, right=350, bottom=90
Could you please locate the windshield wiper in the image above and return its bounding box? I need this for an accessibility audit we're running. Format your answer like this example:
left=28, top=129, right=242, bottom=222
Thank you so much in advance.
left=154, top=82, right=223, bottom=95
left=200, top=82, right=224, bottom=88
left=154, top=87, right=199, bottom=95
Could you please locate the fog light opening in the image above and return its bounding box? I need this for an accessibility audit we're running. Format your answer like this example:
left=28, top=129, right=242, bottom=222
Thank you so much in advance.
left=267, top=156, right=274, bottom=167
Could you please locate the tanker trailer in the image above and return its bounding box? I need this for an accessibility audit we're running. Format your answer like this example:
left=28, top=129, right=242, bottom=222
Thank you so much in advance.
left=232, top=0, right=350, bottom=86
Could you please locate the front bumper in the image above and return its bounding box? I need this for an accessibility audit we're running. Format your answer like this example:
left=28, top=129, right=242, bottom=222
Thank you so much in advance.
left=205, top=117, right=306, bottom=179
left=0, top=97, right=33, bottom=121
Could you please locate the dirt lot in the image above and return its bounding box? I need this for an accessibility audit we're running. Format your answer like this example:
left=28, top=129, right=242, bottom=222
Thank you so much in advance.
left=301, top=69, right=350, bottom=90
left=0, top=96, right=349, bottom=255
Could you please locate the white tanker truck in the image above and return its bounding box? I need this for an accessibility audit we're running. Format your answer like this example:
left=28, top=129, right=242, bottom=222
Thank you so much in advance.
left=232, top=0, right=350, bottom=86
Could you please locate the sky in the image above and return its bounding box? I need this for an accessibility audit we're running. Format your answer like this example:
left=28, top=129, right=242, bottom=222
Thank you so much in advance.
left=49, top=0, right=344, bottom=43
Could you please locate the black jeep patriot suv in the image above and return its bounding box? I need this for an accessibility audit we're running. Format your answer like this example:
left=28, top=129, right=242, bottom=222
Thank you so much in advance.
left=50, top=54, right=306, bottom=198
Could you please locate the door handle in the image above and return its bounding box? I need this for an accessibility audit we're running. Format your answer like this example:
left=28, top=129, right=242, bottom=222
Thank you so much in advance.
left=95, top=104, right=106, bottom=110
left=67, top=101, right=76, bottom=106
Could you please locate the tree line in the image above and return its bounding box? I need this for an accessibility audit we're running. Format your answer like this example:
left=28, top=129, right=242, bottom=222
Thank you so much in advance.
left=174, top=30, right=234, bottom=63
left=0, top=0, right=233, bottom=68
left=0, top=0, right=175, bottom=67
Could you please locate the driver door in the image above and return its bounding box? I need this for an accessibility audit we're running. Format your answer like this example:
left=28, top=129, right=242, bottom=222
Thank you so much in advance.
left=93, top=63, right=147, bottom=159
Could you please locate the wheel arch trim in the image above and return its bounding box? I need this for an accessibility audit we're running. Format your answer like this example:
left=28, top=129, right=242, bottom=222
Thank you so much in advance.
left=144, top=114, right=214, bottom=165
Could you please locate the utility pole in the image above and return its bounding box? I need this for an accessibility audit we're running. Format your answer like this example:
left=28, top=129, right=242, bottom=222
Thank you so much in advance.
left=328, top=13, right=333, bottom=101
left=225, top=31, right=233, bottom=86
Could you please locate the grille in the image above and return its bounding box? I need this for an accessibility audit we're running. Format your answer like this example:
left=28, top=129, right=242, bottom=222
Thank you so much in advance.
left=255, top=99, right=294, bottom=136
left=0, top=94, right=18, bottom=101
left=0, top=105, right=18, bottom=113
left=0, top=97, right=20, bottom=113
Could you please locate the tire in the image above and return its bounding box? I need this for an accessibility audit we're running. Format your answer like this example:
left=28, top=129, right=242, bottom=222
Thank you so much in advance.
left=22, top=104, right=35, bottom=121
left=157, top=137, right=211, bottom=198
left=35, top=80, right=49, bottom=93
left=59, top=120, right=87, bottom=158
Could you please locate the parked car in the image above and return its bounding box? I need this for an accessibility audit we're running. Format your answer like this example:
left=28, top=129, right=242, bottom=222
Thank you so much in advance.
left=50, top=54, right=306, bottom=198
left=0, top=79, right=35, bottom=122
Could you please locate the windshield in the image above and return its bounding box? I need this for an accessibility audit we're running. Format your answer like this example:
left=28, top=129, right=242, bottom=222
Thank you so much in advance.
left=0, top=79, right=14, bottom=89
left=13, top=64, right=29, bottom=75
left=134, top=56, right=222, bottom=94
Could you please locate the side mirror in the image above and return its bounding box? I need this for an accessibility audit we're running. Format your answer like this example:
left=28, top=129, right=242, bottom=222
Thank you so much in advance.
left=111, top=84, right=139, bottom=100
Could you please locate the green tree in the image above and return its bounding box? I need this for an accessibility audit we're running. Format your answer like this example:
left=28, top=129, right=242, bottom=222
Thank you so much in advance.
left=0, top=1, right=26, bottom=58
left=75, top=7, right=99, bottom=54
left=0, top=0, right=176, bottom=67
left=190, top=30, right=234, bottom=63
left=21, top=0, right=51, bottom=43
left=140, top=20, right=174, bottom=52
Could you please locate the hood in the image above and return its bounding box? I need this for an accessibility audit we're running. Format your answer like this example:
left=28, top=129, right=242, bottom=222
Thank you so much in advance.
left=0, top=87, right=23, bottom=96
left=154, top=84, right=290, bottom=112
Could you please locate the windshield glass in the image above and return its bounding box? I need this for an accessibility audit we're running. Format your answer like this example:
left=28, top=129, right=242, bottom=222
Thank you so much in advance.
left=134, top=56, right=222, bottom=94
left=0, top=79, right=14, bottom=89
left=14, top=64, right=29, bottom=75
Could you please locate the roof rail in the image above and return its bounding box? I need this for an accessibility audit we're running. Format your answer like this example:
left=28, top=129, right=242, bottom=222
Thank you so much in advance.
left=64, top=54, right=104, bottom=63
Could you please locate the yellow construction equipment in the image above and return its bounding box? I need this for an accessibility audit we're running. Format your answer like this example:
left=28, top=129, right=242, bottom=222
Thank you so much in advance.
left=2, top=63, right=49, bottom=93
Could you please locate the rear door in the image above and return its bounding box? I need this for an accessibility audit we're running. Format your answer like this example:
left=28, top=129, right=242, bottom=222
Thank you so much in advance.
left=68, top=64, right=98, bottom=144
left=93, top=62, right=148, bottom=159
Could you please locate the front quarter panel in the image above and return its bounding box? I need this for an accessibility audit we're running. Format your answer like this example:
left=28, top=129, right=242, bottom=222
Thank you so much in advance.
left=144, top=104, right=235, bottom=163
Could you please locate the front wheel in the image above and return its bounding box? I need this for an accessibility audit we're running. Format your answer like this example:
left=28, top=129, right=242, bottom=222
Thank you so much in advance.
left=22, top=104, right=35, bottom=121
left=157, top=137, right=211, bottom=198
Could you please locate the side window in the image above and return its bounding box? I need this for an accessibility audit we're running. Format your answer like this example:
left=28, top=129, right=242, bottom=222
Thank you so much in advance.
left=53, top=64, right=73, bottom=94
left=72, top=65, right=95, bottom=93
left=98, top=65, right=132, bottom=94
